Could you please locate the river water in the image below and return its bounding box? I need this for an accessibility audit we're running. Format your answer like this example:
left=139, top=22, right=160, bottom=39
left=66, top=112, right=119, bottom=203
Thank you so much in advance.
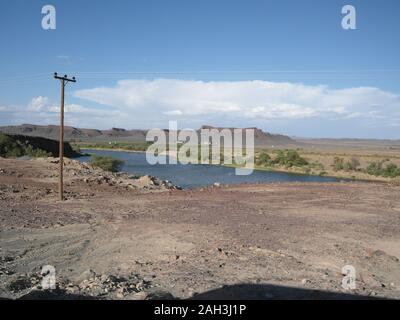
left=79, top=149, right=340, bottom=189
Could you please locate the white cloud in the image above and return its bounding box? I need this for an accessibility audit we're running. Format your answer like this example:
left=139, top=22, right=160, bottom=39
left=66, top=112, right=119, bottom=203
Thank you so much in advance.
left=0, top=106, right=11, bottom=112
left=1, top=79, right=400, bottom=138
left=27, top=96, right=51, bottom=111
left=164, top=109, right=184, bottom=116
left=26, top=97, right=120, bottom=117
left=74, top=79, right=400, bottom=123
left=243, top=104, right=316, bottom=119
left=1, top=97, right=122, bottom=129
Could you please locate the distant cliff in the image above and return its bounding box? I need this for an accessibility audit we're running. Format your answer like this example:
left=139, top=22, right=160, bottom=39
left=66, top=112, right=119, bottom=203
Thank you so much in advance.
left=0, top=124, right=297, bottom=146
left=198, top=125, right=296, bottom=146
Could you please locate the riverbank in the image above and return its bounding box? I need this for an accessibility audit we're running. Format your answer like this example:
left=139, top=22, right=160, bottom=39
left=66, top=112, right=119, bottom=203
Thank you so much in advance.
left=79, top=147, right=146, bottom=154
left=1, top=157, right=400, bottom=300
left=223, top=163, right=398, bottom=184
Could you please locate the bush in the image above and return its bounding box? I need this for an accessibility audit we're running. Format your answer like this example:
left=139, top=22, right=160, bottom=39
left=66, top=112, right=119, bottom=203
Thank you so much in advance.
left=0, top=133, right=56, bottom=158
left=343, top=158, right=360, bottom=171
left=341, top=157, right=360, bottom=171
left=256, top=152, right=272, bottom=166
left=25, top=145, right=51, bottom=158
left=71, top=144, right=82, bottom=154
left=310, top=161, right=324, bottom=171
left=273, top=150, right=308, bottom=167
left=382, top=163, right=400, bottom=178
left=89, top=155, right=124, bottom=172
left=365, top=161, right=400, bottom=178
left=366, top=161, right=383, bottom=176
left=333, top=156, right=361, bottom=172
left=333, top=157, right=345, bottom=171
left=0, top=133, right=24, bottom=158
left=349, top=157, right=360, bottom=170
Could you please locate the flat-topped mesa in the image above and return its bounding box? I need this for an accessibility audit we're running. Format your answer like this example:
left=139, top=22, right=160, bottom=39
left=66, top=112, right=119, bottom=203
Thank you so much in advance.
left=198, top=125, right=295, bottom=145
left=0, top=123, right=297, bottom=146
left=201, top=125, right=271, bottom=135
left=0, top=124, right=103, bottom=141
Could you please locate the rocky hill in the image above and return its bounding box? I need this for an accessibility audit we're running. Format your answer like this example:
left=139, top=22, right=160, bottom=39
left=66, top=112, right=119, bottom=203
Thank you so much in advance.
left=0, top=133, right=80, bottom=158
left=199, top=125, right=296, bottom=146
left=0, top=124, right=105, bottom=141
left=0, top=124, right=297, bottom=146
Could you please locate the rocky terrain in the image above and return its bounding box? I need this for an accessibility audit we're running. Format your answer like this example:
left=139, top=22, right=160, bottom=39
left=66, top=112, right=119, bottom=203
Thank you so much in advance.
left=1, top=157, right=400, bottom=300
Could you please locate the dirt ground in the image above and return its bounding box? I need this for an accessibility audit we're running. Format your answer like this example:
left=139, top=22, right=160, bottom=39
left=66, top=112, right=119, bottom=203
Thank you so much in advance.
left=1, top=157, right=400, bottom=300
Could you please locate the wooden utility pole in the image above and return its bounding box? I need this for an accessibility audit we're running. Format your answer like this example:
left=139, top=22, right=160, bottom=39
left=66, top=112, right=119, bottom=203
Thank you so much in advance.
left=54, top=73, right=76, bottom=201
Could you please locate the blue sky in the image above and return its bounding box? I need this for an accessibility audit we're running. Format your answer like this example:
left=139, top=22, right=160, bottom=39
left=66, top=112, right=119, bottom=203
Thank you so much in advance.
left=0, top=0, right=399, bottom=138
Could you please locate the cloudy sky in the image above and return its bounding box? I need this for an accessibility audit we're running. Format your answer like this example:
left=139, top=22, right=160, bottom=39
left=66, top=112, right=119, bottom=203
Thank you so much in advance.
left=1, top=0, right=400, bottom=138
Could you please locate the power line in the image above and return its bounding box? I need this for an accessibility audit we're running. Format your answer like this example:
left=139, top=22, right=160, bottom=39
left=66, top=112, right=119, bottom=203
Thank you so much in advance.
left=2, top=69, right=400, bottom=80
left=0, top=73, right=49, bottom=82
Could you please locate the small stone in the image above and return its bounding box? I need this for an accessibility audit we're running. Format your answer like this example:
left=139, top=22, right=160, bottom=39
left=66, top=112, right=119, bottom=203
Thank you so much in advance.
left=77, top=269, right=96, bottom=283
left=129, top=291, right=148, bottom=300
left=100, top=274, right=108, bottom=282
left=145, top=288, right=175, bottom=300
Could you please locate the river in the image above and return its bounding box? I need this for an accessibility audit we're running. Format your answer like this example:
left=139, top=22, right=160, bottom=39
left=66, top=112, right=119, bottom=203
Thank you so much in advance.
left=78, top=149, right=340, bottom=189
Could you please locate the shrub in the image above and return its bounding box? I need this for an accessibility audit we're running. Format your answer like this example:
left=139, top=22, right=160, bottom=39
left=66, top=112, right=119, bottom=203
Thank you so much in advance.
left=333, top=157, right=345, bottom=171
left=349, top=157, right=360, bottom=170
left=310, top=161, right=324, bottom=170
left=341, top=157, right=360, bottom=171
left=89, top=155, right=124, bottom=172
left=365, top=162, right=400, bottom=178
left=25, top=145, right=51, bottom=158
left=273, top=150, right=308, bottom=167
left=382, top=163, right=400, bottom=178
left=0, top=133, right=24, bottom=158
left=71, top=144, right=82, bottom=154
left=256, top=152, right=272, bottom=166
left=366, top=161, right=383, bottom=176
left=286, top=150, right=308, bottom=167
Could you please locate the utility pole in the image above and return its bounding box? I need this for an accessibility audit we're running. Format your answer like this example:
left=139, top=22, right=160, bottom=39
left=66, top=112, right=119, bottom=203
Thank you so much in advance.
left=54, top=73, right=76, bottom=201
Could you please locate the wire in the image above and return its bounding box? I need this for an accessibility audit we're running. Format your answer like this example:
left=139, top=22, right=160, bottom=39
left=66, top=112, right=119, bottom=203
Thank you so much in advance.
left=0, top=69, right=399, bottom=84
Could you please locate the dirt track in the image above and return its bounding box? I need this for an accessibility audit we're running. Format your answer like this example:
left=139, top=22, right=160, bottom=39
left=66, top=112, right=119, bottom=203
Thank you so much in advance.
left=1, top=158, right=400, bottom=299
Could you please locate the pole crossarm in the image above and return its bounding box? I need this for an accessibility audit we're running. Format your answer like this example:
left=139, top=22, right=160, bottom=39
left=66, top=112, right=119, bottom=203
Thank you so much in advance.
left=54, top=72, right=76, bottom=83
